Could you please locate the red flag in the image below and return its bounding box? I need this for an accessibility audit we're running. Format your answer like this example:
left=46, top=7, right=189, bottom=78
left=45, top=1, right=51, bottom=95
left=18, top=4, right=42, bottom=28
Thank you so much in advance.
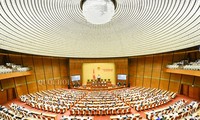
left=93, top=69, right=95, bottom=80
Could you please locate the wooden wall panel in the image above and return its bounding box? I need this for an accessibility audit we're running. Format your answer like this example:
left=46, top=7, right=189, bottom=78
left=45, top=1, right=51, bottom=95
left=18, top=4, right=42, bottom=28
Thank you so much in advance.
left=38, top=84, right=47, bottom=91
left=143, top=78, right=151, bottom=88
left=69, top=58, right=128, bottom=86
left=45, top=74, right=55, bottom=90
left=43, top=58, right=53, bottom=74
left=181, top=84, right=189, bottom=96
left=0, top=90, right=7, bottom=104
left=170, top=74, right=181, bottom=82
left=33, top=57, right=45, bottom=92
left=194, top=77, right=200, bottom=86
left=14, top=77, right=26, bottom=85
left=1, top=78, right=15, bottom=89
left=60, top=59, right=68, bottom=77
left=26, top=75, right=36, bottom=83
left=9, top=55, right=22, bottom=64
left=27, top=83, right=38, bottom=93
left=151, top=79, right=159, bottom=88
left=173, top=52, right=186, bottom=62
left=129, top=50, right=200, bottom=94
left=0, top=54, right=68, bottom=99
left=188, top=86, right=200, bottom=100
left=159, top=80, right=169, bottom=91
left=129, top=58, right=137, bottom=86
left=52, top=59, right=60, bottom=78
left=135, top=77, right=143, bottom=87
left=16, top=85, right=28, bottom=96
left=43, top=58, right=54, bottom=90
left=160, top=54, right=173, bottom=80
left=22, top=56, right=36, bottom=83
left=144, top=56, right=153, bottom=77
left=0, top=55, right=3, bottom=64
left=152, top=55, right=162, bottom=78
left=7, top=88, right=16, bottom=101
left=137, top=58, right=145, bottom=77
left=181, top=75, right=194, bottom=84
left=169, top=81, right=180, bottom=92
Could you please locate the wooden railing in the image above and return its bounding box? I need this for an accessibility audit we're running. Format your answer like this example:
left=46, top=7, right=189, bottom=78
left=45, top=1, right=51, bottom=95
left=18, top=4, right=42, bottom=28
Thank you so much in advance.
left=0, top=71, right=32, bottom=80
left=164, top=69, right=200, bottom=77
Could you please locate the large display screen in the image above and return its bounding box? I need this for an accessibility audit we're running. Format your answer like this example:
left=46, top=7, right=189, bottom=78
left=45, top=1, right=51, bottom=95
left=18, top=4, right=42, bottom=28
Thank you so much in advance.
left=71, top=75, right=80, bottom=81
left=117, top=74, right=127, bottom=80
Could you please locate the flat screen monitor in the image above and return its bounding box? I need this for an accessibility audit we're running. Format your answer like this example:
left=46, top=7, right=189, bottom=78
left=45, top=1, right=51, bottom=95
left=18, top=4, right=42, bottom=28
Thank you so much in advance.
left=117, top=74, right=127, bottom=80
left=71, top=75, right=80, bottom=81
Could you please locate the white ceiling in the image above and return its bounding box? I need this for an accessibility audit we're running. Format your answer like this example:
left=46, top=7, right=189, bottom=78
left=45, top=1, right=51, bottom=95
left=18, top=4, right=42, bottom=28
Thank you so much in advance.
left=0, top=0, right=200, bottom=58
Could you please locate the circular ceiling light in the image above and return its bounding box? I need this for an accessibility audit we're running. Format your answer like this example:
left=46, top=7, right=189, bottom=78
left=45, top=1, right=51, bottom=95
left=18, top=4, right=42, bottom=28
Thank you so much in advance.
left=81, top=0, right=117, bottom=25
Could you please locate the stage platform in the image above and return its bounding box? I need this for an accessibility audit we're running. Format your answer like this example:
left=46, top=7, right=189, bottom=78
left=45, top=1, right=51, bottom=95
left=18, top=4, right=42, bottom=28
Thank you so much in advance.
left=73, top=86, right=127, bottom=91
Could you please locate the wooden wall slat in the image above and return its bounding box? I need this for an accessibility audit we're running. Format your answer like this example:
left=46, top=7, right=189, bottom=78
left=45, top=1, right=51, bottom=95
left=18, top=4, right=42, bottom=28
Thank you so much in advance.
left=129, top=51, right=200, bottom=94
left=7, top=88, right=15, bottom=101
left=182, top=75, right=194, bottom=84
left=143, top=78, right=151, bottom=88
left=0, top=54, right=68, bottom=100
left=16, top=85, right=28, bottom=96
left=27, top=83, right=38, bottom=93
left=0, top=90, right=7, bottom=104
left=188, top=86, right=200, bottom=100
left=1, top=78, right=15, bottom=89
left=151, top=79, right=159, bottom=88
left=169, top=81, right=180, bottom=92
left=159, top=80, right=169, bottom=90
left=194, top=77, right=200, bottom=86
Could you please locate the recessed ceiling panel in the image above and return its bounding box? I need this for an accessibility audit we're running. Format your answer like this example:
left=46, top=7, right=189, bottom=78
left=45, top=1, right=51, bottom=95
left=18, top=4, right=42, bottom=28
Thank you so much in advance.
left=0, top=0, right=200, bottom=58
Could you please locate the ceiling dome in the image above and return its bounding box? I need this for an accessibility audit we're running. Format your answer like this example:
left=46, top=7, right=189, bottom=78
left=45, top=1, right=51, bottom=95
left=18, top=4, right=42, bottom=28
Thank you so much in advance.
left=0, top=0, right=200, bottom=58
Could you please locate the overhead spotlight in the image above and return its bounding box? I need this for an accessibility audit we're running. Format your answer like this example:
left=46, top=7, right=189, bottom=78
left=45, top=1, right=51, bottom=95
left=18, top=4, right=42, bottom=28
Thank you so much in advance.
left=80, top=0, right=117, bottom=24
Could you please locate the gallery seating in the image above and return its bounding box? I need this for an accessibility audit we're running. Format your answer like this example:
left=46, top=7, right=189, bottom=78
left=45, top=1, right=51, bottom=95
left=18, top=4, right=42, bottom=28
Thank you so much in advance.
left=0, top=63, right=30, bottom=74
left=166, top=59, right=200, bottom=70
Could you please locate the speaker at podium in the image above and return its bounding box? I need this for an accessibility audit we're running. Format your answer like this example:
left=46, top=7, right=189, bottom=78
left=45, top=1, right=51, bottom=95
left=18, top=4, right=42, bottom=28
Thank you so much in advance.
left=97, top=74, right=101, bottom=81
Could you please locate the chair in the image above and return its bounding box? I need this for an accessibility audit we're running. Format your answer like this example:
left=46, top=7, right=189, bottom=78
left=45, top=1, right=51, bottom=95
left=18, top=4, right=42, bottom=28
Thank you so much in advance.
left=96, top=110, right=101, bottom=115
left=91, top=110, right=96, bottom=115
left=121, top=108, right=126, bottom=114
left=102, top=109, right=107, bottom=115
left=107, top=109, right=112, bottom=115
left=85, top=110, right=90, bottom=115
left=117, top=109, right=122, bottom=114
left=55, top=108, right=60, bottom=113
left=112, top=109, right=117, bottom=114
left=127, top=108, right=131, bottom=113
left=60, top=108, right=66, bottom=114
left=74, top=109, right=79, bottom=115
left=70, top=110, right=74, bottom=115
left=79, top=109, right=84, bottom=115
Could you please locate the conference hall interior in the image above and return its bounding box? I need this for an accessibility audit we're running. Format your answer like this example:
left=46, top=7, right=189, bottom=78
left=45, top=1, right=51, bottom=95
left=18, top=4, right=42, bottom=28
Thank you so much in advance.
left=0, top=0, right=200, bottom=120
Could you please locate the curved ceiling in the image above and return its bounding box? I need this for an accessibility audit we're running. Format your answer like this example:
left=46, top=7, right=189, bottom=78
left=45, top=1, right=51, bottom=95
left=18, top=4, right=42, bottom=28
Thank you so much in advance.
left=0, top=0, right=200, bottom=58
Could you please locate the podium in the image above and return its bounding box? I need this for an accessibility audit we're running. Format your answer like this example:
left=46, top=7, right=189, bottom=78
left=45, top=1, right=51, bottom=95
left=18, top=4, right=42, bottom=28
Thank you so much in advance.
left=86, top=79, right=112, bottom=89
left=97, top=75, right=101, bottom=81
